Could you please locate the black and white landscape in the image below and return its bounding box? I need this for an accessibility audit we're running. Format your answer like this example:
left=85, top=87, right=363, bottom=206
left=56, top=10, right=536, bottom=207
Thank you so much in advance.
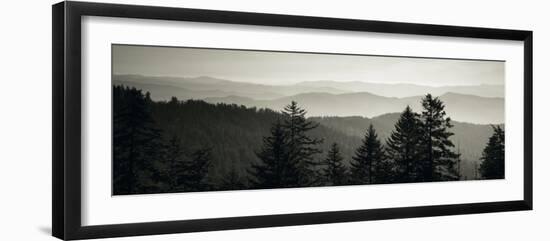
left=112, top=45, right=505, bottom=195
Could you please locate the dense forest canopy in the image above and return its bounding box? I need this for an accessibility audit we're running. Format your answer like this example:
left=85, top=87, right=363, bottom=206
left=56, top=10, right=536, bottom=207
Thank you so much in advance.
left=112, top=85, right=504, bottom=195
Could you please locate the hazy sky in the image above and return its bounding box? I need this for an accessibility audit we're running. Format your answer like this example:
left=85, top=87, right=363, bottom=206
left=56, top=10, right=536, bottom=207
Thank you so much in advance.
left=113, top=44, right=504, bottom=87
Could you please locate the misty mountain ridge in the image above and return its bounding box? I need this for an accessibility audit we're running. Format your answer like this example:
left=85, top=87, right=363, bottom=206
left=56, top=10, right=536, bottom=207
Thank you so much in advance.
left=114, top=74, right=504, bottom=99
left=114, top=75, right=504, bottom=124
left=295, top=80, right=504, bottom=98
left=205, top=91, right=504, bottom=124
left=114, top=75, right=348, bottom=100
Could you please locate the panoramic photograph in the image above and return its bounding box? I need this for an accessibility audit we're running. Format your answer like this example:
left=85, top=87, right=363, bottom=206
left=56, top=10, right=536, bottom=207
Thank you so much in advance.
left=112, top=44, right=505, bottom=195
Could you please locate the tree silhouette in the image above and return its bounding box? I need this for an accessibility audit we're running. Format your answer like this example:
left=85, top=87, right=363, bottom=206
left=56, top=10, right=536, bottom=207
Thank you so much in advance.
left=454, top=144, right=463, bottom=180
left=163, top=135, right=187, bottom=192
left=350, top=124, right=385, bottom=184
left=161, top=134, right=215, bottom=192
left=372, top=153, right=395, bottom=184
left=249, top=102, right=323, bottom=188
left=281, top=101, right=323, bottom=186
left=386, top=106, right=423, bottom=183
left=419, top=94, right=460, bottom=181
left=184, top=148, right=212, bottom=191
left=249, top=120, right=298, bottom=188
left=479, top=126, right=505, bottom=179
left=113, top=86, right=163, bottom=195
left=321, top=143, right=348, bottom=186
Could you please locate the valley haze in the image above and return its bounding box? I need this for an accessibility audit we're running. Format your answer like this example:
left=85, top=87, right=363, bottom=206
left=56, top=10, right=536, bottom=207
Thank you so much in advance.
left=114, top=74, right=504, bottom=125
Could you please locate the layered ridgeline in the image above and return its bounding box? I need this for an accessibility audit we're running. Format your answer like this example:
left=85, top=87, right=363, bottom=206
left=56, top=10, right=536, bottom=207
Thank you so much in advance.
left=113, top=84, right=502, bottom=194
left=114, top=75, right=504, bottom=124
left=205, top=92, right=503, bottom=125
left=114, top=74, right=504, bottom=98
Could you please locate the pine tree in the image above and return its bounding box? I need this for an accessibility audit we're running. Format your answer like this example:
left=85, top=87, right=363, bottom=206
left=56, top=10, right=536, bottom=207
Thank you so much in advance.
left=321, top=143, right=348, bottom=186
left=454, top=143, right=463, bottom=180
left=350, top=124, right=386, bottom=184
left=184, top=148, right=212, bottom=191
left=386, top=106, right=423, bottom=183
left=373, top=157, right=394, bottom=184
left=163, top=135, right=187, bottom=192
left=479, top=126, right=505, bottom=179
left=281, top=101, right=323, bottom=186
left=161, top=135, right=215, bottom=193
left=113, top=86, right=164, bottom=195
left=249, top=120, right=299, bottom=188
left=419, top=94, right=460, bottom=181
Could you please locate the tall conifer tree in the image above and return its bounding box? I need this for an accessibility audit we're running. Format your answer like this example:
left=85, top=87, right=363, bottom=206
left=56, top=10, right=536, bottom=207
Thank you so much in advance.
left=184, top=148, right=212, bottom=191
left=162, top=135, right=213, bottom=192
left=249, top=120, right=298, bottom=188
left=372, top=157, right=394, bottom=184
left=350, top=124, right=385, bottom=184
left=113, top=86, right=163, bottom=194
left=479, top=126, right=505, bottom=179
left=281, top=101, right=323, bottom=186
left=163, top=135, right=187, bottom=192
left=386, top=106, right=423, bottom=183
left=321, top=143, right=348, bottom=186
left=419, top=94, right=460, bottom=181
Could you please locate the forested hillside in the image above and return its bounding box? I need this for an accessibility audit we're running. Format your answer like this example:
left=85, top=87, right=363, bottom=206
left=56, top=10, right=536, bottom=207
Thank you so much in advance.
left=113, top=85, right=503, bottom=195
left=310, top=115, right=500, bottom=179
left=150, top=97, right=362, bottom=182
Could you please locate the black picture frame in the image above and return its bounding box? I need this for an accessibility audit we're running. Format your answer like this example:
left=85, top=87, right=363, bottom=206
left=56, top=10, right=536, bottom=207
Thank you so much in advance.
left=52, top=1, right=533, bottom=240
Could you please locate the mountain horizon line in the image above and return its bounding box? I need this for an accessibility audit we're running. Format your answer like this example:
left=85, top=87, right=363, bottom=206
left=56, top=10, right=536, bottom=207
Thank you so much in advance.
left=113, top=74, right=504, bottom=88
left=202, top=91, right=504, bottom=125
left=114, top=75, right=504, bottom=104
left=213, top=90, right=504, bottom=102
left=113, top=74, right=505, bottom=124
left=312, top=112, right=504, bottom=126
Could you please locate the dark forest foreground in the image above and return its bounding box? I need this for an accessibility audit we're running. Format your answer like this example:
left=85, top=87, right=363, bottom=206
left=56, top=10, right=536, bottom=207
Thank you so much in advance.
left=112, top=85, right=505, bottom=195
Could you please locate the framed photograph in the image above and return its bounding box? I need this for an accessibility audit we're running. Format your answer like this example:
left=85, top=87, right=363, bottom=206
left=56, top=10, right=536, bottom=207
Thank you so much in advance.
left=52, top=1, right=533, bottom=240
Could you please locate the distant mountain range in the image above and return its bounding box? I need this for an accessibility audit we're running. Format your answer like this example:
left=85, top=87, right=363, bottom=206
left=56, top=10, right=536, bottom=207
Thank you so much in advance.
left=114, top=74, right=504, bottom=124
left=205, top=92, right=503, bottom=124
left=295, top=80, right=504, bottom=98
left=114, top=74, right=504, bottom=99
left=113, top=75, right=347, bottom=100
